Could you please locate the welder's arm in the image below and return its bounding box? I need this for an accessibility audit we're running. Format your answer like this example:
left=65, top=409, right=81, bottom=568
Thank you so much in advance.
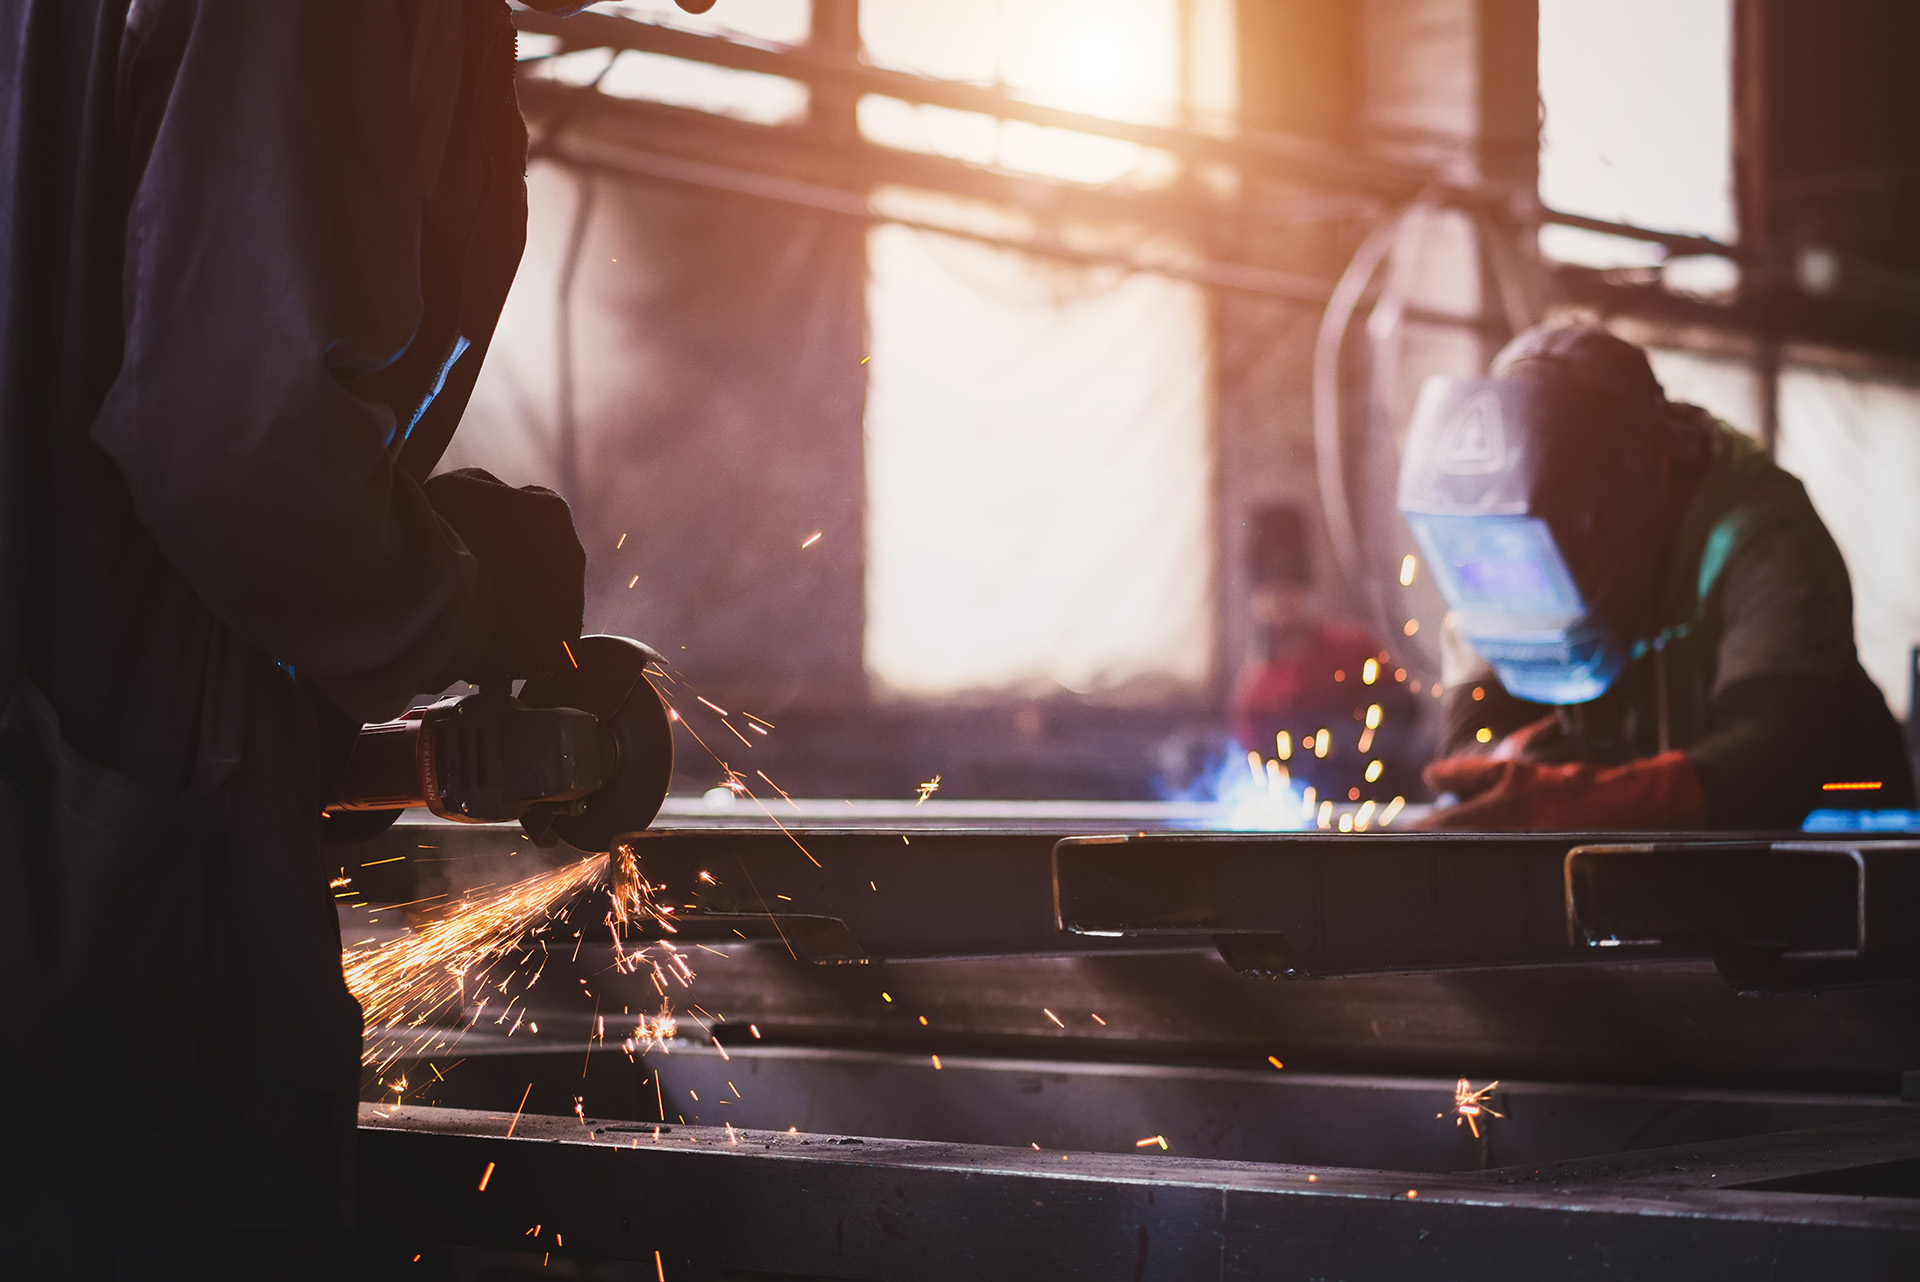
left=1684, top=521, right=1862, bottom=827
left=1418, top=677, right=1830, bottom=830
left=1433, top=618, right=1548, bottom=757
left=1685, top=675, right=1841, bottom=828
left=89, top=1, right=491, bottom=721
left=1436, top=675, right=1547, bottom=758
left=1421, top=616, right=1707, bottom=831
left=1423, top=510, right=1859, bottom=831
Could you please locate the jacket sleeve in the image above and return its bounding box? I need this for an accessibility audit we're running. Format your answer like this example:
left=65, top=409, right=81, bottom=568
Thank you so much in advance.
left=1683, top=520, right=1860, bottom=826
left=90, top=0, right=496, bottom=722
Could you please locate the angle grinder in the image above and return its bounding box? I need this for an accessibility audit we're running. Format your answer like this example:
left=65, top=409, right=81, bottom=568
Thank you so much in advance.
left=324, top=635, right=675, bottom=854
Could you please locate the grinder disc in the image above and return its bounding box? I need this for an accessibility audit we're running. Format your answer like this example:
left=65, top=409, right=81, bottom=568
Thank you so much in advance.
left=519, top=635, right=675, bottom=853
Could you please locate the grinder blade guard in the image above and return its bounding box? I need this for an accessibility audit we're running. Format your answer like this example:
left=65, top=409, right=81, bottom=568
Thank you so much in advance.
left=326, top=635, right=675, bottom=854
left=520, top=635, right=675, bottom=852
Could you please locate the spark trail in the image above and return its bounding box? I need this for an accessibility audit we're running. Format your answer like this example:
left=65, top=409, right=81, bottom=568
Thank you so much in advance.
left=346, top=846, right=686, bottom=1075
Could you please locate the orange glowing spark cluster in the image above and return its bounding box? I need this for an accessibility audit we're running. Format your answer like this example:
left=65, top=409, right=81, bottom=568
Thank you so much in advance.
left=1440, top=1077, right=1503, bottom=1139
left=345, top=844, right=689, bottom=1077
left=622, top=1004, right=679, bottom=1056
left=1242, top=646, right=1420, bottom=830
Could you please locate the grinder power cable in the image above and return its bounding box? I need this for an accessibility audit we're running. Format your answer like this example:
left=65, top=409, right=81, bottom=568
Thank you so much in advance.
left=325, top=635, right=674, bottom=853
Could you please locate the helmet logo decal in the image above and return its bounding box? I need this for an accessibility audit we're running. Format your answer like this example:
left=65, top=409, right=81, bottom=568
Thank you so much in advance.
left=1437, top=391, right=1508, bottom=475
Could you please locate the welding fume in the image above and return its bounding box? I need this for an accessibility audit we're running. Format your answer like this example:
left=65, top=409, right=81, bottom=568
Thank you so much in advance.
left=1401, top=322, right=1910, bottom=831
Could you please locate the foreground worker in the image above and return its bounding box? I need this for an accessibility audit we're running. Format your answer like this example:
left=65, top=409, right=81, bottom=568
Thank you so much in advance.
left=1400, top=323, right=1911, bottom=831
left=0, top=1, right=708, bottom=1276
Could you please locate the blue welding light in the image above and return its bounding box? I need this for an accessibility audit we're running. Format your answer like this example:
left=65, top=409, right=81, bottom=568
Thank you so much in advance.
left=1802, top=809, right=1920, bottom=833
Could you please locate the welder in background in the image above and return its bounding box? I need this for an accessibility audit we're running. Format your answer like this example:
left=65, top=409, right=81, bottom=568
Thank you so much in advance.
left=0, top=1, right=708, bottom=1277
left=1400, top=323, right=1911, bottom=831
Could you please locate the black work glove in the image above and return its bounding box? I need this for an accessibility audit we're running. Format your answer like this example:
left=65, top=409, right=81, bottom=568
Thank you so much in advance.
left=424, top=467, right=585, bottom=682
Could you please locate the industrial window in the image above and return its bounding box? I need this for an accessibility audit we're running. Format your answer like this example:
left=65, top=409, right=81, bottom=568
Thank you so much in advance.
left=861, top=224, right=1216, bottom=698
left=856, top=0, right=1224, bottom=698
left=1774, top=367, right=1920, bottom=713
left=1537, top=0, right=1736, bottom=283
left=856, top=0, right=1234, bottom=188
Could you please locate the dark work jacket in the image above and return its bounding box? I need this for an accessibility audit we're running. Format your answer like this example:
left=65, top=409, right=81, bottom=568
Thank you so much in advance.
left=0, top=0, right=529, bottom=1228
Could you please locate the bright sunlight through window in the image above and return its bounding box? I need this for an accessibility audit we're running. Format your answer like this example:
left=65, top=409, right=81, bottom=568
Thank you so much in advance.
left=857, top=0, right=1213, bottom=187
left=862, top=224, right=1216, bottom=698
left=1538, top=0, right=1735, bottom=267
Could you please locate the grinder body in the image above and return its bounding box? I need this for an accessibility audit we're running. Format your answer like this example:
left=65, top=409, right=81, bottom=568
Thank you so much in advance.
left=325, top=635, right=674, bottom=853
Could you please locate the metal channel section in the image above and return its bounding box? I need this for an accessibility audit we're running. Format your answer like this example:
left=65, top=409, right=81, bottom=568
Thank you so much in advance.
left=357, top=1104, right=1920, bottom=1280
left=344, top=817, right=1920, bottom=1273
left=375, top=1038, right=1912, bottom=1175
left=1566, top=840, right=1920, bottom=990
left=1054, top=831, right=1611, bottom=977
left=1052, top=832, right=1920, bottom=986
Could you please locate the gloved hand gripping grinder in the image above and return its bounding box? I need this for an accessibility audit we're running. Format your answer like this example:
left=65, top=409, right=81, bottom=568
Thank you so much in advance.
left=325, top=635, right=675, bottom=853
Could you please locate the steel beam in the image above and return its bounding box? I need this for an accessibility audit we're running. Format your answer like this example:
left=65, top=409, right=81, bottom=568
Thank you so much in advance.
left=372, top=1040, right=1913, bottom=1177
left=343, top=823, right=1920, bottom=1093
left=356, top=1104, right=1920, bottom=1280
left=1054, top=832, right=1920, bottom=987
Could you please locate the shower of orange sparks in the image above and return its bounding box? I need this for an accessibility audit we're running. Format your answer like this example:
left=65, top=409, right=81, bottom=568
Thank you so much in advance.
left=345, top=669, right=827, bottom=1083
left=344, top=848, right=690, bottom=1073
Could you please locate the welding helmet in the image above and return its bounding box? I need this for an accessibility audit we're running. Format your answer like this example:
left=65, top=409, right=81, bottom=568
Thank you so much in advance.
left=1396, top=325, right=1669, bottom=705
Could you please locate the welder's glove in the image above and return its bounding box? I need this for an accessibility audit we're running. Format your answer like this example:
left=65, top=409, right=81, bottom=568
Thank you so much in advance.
left=424, top=468, right=585, bottom=682
left=1416, top=750, right=1709, bottom=832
